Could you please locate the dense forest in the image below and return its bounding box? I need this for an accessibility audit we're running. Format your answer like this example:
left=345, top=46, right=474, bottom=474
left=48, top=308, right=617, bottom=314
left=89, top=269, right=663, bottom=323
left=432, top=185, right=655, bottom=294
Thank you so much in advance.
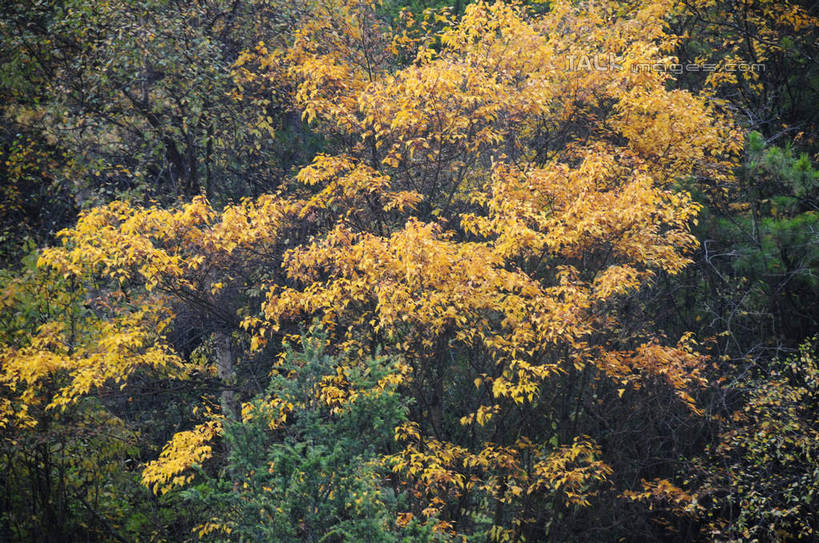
left=1, top=0, right=818, bottom=541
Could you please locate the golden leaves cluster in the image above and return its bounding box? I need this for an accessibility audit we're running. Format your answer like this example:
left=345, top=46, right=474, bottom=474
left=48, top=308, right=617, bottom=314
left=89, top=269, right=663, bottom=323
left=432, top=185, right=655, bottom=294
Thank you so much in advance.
left=141, top=418, right=224, bottom=494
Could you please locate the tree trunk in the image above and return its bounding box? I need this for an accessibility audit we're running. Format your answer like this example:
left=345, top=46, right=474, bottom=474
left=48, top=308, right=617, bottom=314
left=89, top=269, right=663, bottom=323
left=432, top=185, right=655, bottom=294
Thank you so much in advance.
left=215, top=331, right=238, bottom=420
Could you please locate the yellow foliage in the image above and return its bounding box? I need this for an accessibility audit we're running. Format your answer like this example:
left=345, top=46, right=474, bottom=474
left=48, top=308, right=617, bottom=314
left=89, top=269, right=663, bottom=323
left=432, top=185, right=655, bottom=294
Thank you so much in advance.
left=255, top=0, right=739, bottom=528
left=40, top=194, right=293, bottom=290
left=0, top=301, right=184, bottom=412
left=528, top=437, right=613, bottom=507
left=8, top=0, right=745, bottom=529
left=240, top=397, right=293, bottom=430
left=141, top=418, right=223, bottom=495
left=623, top=477, right=699, bottom=515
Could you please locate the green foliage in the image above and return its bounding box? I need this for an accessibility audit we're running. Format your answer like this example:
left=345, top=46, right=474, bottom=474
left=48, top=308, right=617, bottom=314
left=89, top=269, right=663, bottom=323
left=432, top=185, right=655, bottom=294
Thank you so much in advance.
left=667, top=132, right=819, bottom=357
left=746, top=132, right=818, bottom=200
left=181, top=330, right=439, bottom=543
left=731, top=134, right=819, bottom=338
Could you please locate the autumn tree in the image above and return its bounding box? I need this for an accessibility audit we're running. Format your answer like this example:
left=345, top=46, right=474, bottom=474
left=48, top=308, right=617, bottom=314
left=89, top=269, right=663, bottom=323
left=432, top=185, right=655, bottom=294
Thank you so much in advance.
left=258, top=1, right=740, bottom=539
left=0, top=0, right=777, bottom=541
